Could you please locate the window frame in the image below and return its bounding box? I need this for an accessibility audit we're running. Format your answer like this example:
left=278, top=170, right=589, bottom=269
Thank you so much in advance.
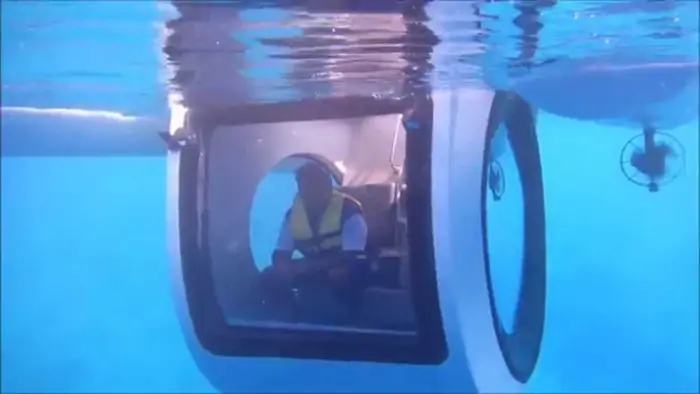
left=177, top=96, right=448, bottom=364
left=481, top=92, right=547, bottom=383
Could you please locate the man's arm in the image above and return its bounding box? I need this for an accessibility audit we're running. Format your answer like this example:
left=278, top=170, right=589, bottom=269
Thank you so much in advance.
left=272, top=211, right=294, bottom=266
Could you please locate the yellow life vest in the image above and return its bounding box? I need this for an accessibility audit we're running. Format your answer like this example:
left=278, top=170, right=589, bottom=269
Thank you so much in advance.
left=288, top=191, right=358, bottom=256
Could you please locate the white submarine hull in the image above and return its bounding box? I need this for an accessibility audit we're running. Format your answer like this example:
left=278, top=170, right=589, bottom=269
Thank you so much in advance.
left=165, top=86, right=546, bottom=393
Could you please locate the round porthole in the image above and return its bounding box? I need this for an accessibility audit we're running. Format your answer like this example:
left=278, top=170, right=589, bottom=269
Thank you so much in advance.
left=482, top=92, right=546, bottom=383
left=249, top=155, right=341, bottom=272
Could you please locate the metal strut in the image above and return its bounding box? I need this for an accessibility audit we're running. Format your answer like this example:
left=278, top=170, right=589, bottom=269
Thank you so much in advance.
left=159, top=127, right=198, bottom=152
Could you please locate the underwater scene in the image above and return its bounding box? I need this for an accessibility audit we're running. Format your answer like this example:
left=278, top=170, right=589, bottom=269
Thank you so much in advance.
left=1, top=1, right=698, bottom=393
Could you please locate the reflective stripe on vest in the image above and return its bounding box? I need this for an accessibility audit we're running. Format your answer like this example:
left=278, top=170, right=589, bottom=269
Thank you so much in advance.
left=288, top=191, right=355, bottom=255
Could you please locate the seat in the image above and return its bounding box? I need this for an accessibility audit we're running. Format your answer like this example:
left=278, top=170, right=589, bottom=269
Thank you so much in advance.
left=338, top=183, right=397, bottom=253
left=340, top=183, right=404, bottom=285
left=338, top=183, right=415, bottom=331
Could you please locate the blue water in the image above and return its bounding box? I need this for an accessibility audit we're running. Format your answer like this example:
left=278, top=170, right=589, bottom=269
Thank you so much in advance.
left=2, top=1, right=698, bottom=393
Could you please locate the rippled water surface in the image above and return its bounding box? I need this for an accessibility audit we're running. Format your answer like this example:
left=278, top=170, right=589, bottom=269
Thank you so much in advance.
left=3, top=0, right=698, bottom=111
left=164, top=0, right=699, bottom=105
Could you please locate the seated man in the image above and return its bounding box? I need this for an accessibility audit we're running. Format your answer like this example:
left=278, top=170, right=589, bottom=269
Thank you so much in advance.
left=259, top=161, right=370, bottom=322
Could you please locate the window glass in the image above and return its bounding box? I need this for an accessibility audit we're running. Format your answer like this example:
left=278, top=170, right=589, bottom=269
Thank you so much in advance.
left=485, top=123, right=524, bottom=334
left=205, top=116, right=417, bottom=333
left=481, top=94, right=546, bottom=383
